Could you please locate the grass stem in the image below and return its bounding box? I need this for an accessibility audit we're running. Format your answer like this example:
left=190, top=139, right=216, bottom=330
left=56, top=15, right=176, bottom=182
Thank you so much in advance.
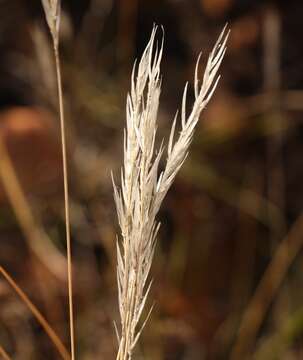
left=54, top=43, right=75, bottom=360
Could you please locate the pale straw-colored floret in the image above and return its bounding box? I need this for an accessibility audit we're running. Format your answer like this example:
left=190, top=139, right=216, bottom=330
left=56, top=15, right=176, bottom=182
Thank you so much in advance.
left=41, top=0, right=61, bottom=46
left=113, top=25, right=229, bottom=360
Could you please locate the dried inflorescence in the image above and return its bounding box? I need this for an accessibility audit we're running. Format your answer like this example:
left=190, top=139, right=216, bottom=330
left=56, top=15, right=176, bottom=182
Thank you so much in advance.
left=41, top=0, right=61, bottom=47
left=113, top=25, right=229, bottom=360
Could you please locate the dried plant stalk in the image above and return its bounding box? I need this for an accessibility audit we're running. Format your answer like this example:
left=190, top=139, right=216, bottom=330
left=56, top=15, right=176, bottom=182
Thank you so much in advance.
left=41, top=2, right=75, bottom=359
left=113, top=26, right=229, bottom=360
left=0, top=266, right=70, bottom=360
left=0, top=344, right=12, bottom=360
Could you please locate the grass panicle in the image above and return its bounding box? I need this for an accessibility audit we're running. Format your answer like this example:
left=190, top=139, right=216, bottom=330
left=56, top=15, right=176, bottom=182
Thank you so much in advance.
left=113, top=25, right=229, bottom=360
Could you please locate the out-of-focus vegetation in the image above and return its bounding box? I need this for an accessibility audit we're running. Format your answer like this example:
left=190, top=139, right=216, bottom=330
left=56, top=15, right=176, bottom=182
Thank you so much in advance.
left=1, top=0, right=303, bottom=359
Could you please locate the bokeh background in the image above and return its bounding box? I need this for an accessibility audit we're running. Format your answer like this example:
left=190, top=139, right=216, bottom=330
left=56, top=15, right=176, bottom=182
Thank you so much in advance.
left=1, top=0, right=303, bottom=359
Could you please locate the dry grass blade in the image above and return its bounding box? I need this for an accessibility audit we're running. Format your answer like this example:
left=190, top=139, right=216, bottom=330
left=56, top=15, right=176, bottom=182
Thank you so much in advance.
left=40, top=1, right=75, bottom=359
left=113, top=26, right=228, bottom=360
left=0, top=345, right=12, bottom=360
left=0, top=266, right=71, bottom=360
left=0, top=136, right=67, bottom=281
left=230, top=212, right=303, bottom=360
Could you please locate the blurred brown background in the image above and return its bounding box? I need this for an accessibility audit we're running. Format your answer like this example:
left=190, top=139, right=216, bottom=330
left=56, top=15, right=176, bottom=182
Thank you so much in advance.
left=1, top=0, right=303, bottom=359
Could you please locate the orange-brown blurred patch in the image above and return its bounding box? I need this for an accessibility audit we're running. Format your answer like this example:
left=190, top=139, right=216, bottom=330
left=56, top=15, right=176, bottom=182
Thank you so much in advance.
left=203, top=92, right=249, bottom=138
left=230, top=15, right=260, bottom=50
left=0, top=106, right=63, bottom=202
left=158, top=286, right=224, bottom=346
left=201, top=0, right=234, bottom=18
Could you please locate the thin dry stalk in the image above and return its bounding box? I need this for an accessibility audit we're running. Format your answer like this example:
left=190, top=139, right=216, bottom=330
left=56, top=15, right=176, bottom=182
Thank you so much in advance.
left=0, top=345, right=12, bottom=360
left=54, top=43, right=75, bottom=360
left=0, top=266, right=70, bottom=360
left=230, top=212, right=303, bottom=360
left=113, top=26, right=228, bottom=360
left=41, top=2, right=75, bottom=358
left=0, top=137, right=66, bottom=280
